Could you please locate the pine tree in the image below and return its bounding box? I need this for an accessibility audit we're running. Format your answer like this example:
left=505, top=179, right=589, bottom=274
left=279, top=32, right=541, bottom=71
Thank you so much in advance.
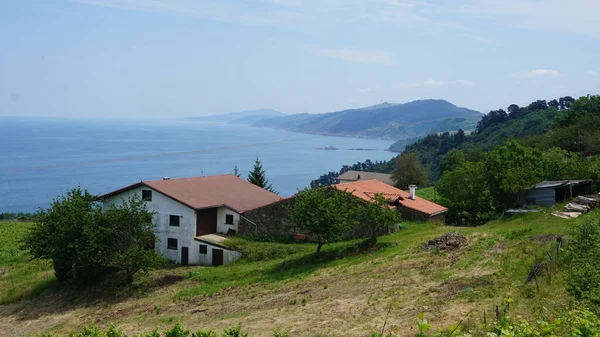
left=233, top=165, right=241, bottom=178
left=247, top=157, right=278, bottom=194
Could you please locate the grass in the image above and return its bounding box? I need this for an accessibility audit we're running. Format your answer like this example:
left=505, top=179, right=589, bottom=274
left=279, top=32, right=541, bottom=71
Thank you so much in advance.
left=0, top=208, right=593, bottom=336
left=415, top=186, right=437, bottom=202
left=0, top=221, right=56, bottom=304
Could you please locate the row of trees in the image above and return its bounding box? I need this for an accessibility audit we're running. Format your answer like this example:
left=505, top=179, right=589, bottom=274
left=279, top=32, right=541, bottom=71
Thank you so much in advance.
left=309, top=159, right=392, bottom=188
left=436, top=142, right=600, bottom=225
left=290, top=188, right=400, bottom=254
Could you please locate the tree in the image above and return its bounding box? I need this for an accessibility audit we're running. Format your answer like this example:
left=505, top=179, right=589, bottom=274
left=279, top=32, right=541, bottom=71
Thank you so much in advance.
left=437, top=161, right=494, bottom=226
left=233, top=165, right=241, bottom=177
left=507, top=104, right=521, bottom=117
left=483, top=141, right=544, bottom=209
left=548, top=99, right=560, bottom=110
left=391, top=152, right=429, bottom=189
left=528, top=100, right=548, bottom=111
left=247, top=156, right=277, bottom=194
left=23, top=188, right=159, bottom=284
left=439, top=149, right=465, bottom=176
left=356, top=194, right=401, bottom=242
left=289, top=188, right=357, bottom=255
left=559, top=96, right=575, bottom=110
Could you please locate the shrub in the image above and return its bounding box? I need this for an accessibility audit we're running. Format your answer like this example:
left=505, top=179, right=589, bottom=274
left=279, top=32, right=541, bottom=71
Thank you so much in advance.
left=565, top=213, right=600, bottom=303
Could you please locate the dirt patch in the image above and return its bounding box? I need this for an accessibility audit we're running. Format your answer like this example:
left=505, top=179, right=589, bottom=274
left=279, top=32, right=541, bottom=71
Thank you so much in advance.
left=421, top=232, right=468, bottom=252
left=156, top=274, right=185, bottom=287
left=0, top=268, right=6, bottom=277
left=532, top=234, right=560, bottom=244
left=436, top=277, right=491, bottom=299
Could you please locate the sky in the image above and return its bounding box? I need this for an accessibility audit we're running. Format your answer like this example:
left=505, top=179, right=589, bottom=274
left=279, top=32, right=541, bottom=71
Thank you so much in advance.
left=1, top=0, right=600, bottom=119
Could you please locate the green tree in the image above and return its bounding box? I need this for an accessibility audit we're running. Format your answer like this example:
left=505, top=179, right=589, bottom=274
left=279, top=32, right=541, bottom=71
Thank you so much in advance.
left=356, top=194, right=401, bottom=242
left=391, top=152, right=429, bottom=189
left=439, top=149, right=465, bottom=176
left=289, top=188, right=357, bottom=255
left=23, top=188, right=159, bottom=284
left=483, top=141, right=544, bottom=209
left=247, top=156, right=278, bottom=194
left=233, top=165, right=241, bottom=178
left=436, top=161, right=494, bottom=226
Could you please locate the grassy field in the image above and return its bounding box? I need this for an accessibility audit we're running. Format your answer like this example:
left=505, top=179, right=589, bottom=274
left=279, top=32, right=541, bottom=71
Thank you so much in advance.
left=0, top=221, right=55, bottom=305
left=415, top=186, right=437, bottom=202
left=0, top=208, right=589, bottom=336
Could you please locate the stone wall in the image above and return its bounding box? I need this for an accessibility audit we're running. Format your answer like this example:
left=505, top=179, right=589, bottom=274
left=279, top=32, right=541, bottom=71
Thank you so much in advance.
left=239, top=197, right=297, bottom=236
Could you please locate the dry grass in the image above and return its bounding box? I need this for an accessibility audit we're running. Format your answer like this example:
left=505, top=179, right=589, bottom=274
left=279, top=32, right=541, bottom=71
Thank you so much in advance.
left=0, top=208, right=588, bottom=336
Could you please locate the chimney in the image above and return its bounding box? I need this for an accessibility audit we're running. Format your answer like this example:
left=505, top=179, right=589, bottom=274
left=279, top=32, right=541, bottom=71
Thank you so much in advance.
left=357, top=174, right=361, bottom=180
left=408, top=185, right=417, bottom=200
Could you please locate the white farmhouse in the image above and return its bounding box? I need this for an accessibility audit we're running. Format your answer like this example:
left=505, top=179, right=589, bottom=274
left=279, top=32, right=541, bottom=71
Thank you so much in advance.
left=100, top=174, right=281, bottom=266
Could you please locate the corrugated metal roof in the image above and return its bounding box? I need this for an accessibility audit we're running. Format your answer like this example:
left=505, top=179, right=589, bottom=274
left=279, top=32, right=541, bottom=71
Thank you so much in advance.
left=99, top=174, right=282, bottom=212
left=331, top=179, right=447, bottom=216
left=531, top=179, right=593, bottom=189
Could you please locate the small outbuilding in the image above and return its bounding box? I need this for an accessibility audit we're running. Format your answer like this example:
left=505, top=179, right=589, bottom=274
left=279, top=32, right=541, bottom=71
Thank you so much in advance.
left=520, top=180, right=594, bottom=207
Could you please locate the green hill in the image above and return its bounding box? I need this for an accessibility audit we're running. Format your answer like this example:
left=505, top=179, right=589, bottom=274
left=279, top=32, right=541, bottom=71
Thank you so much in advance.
left=0, top=208, right=593, bottom=336
left=254, top=99, right=481, bottom=140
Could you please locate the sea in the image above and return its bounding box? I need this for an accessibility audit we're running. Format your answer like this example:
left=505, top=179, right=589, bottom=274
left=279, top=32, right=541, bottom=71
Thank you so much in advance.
left=0, top=117, right=396, bottom=213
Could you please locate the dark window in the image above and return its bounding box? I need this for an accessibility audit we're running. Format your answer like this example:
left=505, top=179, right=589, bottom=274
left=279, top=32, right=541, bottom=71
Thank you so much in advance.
left=199, top=244, right=208, bottom=254
left=225, top=214, right=234, bottom=225
left=142, top=189, right=152, bottom=201
left=167, top=238, right=177, bottom=250
left=169, top=215, right=180, bottom=227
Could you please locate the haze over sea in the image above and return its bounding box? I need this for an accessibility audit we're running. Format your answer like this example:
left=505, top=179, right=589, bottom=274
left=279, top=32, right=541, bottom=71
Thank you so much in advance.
left=0, top=117, right=395, bottom=213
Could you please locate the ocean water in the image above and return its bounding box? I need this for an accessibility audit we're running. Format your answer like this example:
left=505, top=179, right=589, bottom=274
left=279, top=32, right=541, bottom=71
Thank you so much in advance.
left=0, top=117, right=396, bottom=213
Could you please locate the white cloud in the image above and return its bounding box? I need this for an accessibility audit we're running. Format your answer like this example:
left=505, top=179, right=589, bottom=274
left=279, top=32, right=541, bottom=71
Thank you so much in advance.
left=451, top=79, right=474, bottom=86
left=455, top=0, right=600, bottom=39
left=305, top=46, right=397, bottom=66
left=585, top=70, right=599, bottom=76
left=424, top=79, right=443, bottom=86
left=358, top=88, right=374, bottom=93
left=462, top=34, right=494, bottom=44
left=509, top=69, right=560, bottom=79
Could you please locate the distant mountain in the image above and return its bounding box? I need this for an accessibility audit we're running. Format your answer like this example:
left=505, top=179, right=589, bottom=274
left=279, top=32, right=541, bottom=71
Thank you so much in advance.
left=184, top=109, right=286, bottom=124
left=254, top=100, right=481, bottom=140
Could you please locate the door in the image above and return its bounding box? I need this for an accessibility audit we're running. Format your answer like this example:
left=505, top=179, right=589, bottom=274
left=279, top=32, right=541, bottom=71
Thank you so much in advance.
left=181, top=246, right=189, bottom=266
left=212, top=249, right=224, bottom=266
left=196, top=208, right=218, bottom=236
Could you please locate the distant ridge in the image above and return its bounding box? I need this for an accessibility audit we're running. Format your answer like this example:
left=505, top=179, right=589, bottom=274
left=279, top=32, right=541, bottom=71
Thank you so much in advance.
left=184, top=109, right=286, bottom=124
left=253, top=99, right=481, bottom=140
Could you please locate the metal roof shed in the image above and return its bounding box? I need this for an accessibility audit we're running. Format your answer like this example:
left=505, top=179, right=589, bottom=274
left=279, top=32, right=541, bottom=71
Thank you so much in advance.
left=520, top=180, right=593, bottom=207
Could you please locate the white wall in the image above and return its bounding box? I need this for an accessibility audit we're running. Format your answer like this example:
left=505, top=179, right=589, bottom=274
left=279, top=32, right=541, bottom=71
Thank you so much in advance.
left=216, top=206, right=240, bottom=235
left=102, top=186, right=196, bottom=264
left=195, top=240, right=242, bottom=266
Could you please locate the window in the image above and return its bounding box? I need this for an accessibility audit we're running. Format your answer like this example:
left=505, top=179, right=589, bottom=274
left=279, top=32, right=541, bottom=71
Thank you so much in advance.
left=167, top=238, right=177, bottom=250
left=199, top=244, right=208, bottom=254
left=169, top=215, right=180, bottom=227
left=142, top=189, right=152, bottom=201
left=225, top=214, right=234, bottom=225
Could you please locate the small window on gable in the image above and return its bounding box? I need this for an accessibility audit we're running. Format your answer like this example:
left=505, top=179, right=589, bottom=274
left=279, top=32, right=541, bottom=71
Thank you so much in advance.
left=199, top=244, right=208, bottom=254
left=225, top=214, right=234, bottom=225
left=169, top=215, right=180, bottom=227
left=142, top=189, right=152, bottom=201
left=167, top=238, right=177, bottom=250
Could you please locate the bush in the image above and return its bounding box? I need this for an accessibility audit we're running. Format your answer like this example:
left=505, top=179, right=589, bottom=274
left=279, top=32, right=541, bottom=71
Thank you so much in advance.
left=565, top=213, right=600, bottom=303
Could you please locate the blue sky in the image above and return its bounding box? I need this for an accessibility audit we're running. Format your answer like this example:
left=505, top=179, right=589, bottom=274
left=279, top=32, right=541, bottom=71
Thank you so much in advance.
left=1, top=0, right=599, bottom=118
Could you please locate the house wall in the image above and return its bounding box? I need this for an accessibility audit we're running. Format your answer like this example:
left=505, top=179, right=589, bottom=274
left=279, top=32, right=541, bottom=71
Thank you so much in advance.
left=397, top=206, right=443, bottom=222
left=102, top=186, right=196, bottom=264
left=520, top=188, right=556, bottom=207
left=216, top=207, right=240, bottom=235
left=194, top=240, right=242, bottom=266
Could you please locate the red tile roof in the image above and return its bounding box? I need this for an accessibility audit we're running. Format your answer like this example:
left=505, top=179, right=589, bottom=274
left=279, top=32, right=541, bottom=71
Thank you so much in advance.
left=99, top=174, right=282, bottom=213
left=331, top=179, right=447, bottom=216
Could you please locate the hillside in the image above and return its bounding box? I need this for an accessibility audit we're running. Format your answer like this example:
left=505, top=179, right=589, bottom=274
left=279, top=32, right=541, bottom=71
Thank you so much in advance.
left=254, top=100, right=481, bottom=140
left=184, top=109, right=286, bottom=124
left=0, top=208, right=588, bottom=336
left=386, top=96, right=580, bottom=181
